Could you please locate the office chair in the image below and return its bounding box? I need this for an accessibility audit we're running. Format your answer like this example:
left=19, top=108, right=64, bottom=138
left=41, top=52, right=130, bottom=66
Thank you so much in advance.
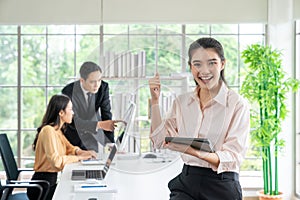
left=0, top=178, right=43, bottom=200
left=0, top=133, right=49, bottom=200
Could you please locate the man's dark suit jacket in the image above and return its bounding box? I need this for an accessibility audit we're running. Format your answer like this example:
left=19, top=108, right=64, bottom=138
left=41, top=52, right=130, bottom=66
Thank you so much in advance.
left=62, top=80, right=114, bottom=151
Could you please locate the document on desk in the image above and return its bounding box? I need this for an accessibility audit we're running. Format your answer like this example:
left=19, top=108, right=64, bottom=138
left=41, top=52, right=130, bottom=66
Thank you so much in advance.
left=74, top=184, right=117, bottom=193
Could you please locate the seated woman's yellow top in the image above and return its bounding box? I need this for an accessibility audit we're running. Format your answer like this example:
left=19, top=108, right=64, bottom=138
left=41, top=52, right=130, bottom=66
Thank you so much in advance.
left=33, top=125, right=80, bottom=172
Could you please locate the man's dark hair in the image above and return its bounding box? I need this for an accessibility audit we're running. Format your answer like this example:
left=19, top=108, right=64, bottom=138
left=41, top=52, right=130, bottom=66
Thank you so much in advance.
left=79, top=61, right=102, bottom=80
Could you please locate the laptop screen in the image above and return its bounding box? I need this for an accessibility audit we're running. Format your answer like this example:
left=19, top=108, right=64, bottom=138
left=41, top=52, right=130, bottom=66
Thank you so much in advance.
left=103, top=144, right=117, bottom=173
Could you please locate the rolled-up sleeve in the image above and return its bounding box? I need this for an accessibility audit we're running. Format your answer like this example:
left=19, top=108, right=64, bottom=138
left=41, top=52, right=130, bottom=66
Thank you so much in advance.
left=150, top=104, right=166, bottom=148
left=214, top=99, right=250, bottom=173
left=150, top=102, right=179, bottom=149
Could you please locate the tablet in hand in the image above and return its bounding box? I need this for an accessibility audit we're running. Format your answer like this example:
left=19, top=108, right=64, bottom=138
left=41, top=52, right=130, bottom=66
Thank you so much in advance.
left=165, top=137, right=215, bottom=153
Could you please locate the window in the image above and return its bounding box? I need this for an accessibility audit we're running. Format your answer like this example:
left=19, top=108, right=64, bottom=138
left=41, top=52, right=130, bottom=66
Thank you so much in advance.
left=0, top=24, right=265, bottom=170
left=295, top=20, right=300, bottom=198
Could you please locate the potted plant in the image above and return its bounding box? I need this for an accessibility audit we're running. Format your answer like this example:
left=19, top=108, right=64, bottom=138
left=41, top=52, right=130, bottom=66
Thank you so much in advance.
left=240, top=44, right=299, bottom=199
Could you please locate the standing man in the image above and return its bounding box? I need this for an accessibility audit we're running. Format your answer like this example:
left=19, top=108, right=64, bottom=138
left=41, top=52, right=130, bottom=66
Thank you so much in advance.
left=62, top=61, right=118, bottom=152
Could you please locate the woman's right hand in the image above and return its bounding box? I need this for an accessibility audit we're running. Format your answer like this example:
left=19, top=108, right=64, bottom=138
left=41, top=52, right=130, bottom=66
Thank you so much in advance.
left=149, top=72, right=161, bottom=105
left=97, top=120, right=126, bottom=131
left=76, top=149, right=97, bottom=160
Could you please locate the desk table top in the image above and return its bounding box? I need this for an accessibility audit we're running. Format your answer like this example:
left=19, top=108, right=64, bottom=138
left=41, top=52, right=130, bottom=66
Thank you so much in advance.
left=53, top=152, right=183, bottom=200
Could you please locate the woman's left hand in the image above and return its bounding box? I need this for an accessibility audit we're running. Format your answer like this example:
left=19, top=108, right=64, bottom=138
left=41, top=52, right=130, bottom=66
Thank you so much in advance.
left=164, top=142, right=219, bottom=167
left=164, top=142, right=209, bottom=159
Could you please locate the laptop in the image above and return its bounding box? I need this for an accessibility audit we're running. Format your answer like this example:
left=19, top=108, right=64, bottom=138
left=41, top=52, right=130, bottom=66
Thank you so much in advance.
left=71, top=144, right=117, bottom=180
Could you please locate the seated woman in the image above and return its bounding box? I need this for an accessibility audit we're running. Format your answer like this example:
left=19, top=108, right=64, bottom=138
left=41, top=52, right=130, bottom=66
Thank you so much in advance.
left=27, top=94, right=97, bottom=200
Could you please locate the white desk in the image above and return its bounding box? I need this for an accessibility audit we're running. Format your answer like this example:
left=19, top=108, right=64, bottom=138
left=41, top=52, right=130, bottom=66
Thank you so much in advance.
left=53, top=153, right=183, bottom=200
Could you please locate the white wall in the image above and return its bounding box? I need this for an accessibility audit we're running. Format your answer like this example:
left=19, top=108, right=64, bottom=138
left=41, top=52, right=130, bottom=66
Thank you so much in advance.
left=0, top=0, right=267, bottom=24
left=268, top=0, right=296, bottom=199
left=294, top=0, right=300, bottom=20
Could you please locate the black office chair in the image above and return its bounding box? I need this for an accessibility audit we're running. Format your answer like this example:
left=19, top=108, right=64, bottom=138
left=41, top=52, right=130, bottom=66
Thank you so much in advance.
left=0, top=178, right=44, bottom=200
left=0, top=133, right=49, bottom=200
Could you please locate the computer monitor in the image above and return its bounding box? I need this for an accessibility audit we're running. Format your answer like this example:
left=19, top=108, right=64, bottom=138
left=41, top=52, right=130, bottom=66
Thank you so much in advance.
left=115, top=101, right=136, bottom=152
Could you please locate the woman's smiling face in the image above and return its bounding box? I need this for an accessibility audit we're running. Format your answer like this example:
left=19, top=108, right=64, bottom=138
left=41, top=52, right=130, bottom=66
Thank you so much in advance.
left=190, top=47, right=225, bottom=91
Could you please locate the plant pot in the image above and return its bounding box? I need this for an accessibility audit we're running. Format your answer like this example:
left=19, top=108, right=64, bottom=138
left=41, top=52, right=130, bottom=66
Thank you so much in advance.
left=257, top=190, right=284, bottom=200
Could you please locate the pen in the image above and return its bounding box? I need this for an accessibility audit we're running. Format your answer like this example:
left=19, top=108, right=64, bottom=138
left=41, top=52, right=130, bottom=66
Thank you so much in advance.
left=81, top=185, right=107, bottom=188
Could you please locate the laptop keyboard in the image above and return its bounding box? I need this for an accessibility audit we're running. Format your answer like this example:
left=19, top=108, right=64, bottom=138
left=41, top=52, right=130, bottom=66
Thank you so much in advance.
left=86, top=170, right=102, bottom=179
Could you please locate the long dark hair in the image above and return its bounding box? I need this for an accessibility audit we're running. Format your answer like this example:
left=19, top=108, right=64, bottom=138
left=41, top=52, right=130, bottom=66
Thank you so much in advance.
left=32, top=94, right=71, bottom=150
left=188, top=37, right=227, bottom=85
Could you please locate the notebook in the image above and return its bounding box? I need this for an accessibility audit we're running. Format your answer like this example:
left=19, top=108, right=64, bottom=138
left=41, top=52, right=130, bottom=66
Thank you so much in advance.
left=71, top=144, right=117, bottom=180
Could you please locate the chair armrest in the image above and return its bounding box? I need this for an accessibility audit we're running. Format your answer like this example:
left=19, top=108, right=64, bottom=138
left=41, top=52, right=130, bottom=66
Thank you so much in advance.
left=16, top=168, right=34, bottom=180
left=8, top=180, right=49, bottom=185
left=7, top=180, right=50, bottom=200
left=18, top=168, right=34, bottom=172
left=1, top=183, right=43, bottom=200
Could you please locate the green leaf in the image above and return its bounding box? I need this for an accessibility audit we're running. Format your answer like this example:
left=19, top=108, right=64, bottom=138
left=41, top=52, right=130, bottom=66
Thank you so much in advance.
left=240, top=43, right=300, bottom=195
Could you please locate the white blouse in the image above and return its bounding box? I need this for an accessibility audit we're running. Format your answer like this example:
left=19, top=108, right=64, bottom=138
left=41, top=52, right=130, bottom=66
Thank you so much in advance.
left=150, top=82, right=250, bottom=174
